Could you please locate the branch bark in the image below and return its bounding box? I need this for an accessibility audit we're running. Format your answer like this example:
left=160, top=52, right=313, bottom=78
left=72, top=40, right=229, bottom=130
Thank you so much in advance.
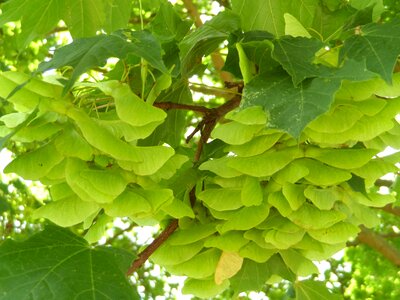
left=349, top=226, right=400, bottom=267
left=380, top=204, right=400, bottom=217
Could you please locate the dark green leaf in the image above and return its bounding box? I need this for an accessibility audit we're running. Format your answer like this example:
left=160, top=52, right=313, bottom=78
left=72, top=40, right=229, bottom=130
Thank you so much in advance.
left=37, top=31, right=167, bottom=93
left=0, top=225, right=139, bottom=300
left=230, top=259, right=271, bottom=294
left=103, top=0, right=132, bottom=33
left=272, top=37, right=324, bottom=85
left=340, top=19, right=400, bottom=83
left=295, top=280, right=343, bottom=300
left=179, top=11, right=241, bottom=75
left=242, top=73, right=341, bottom=137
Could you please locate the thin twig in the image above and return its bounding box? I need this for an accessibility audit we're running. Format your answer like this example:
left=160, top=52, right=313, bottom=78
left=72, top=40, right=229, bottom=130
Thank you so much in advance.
left=154, top=102, right=210, bottom=114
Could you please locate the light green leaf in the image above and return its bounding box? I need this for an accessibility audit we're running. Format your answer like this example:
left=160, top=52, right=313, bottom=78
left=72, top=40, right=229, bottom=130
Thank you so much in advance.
left=168, top=223, right=217, bottom=246
left=304, top=186, right=340, bottom=210
left=33, top=195, right=99, bottom=227
left=241, top=176, right=263, bottom=206
left=167, top=248, right=221, bottom=279
left=0, top=226, right=139, bottom=299
left=239, top=242, right=276, bottom=263
left=288, top=203, right=346, bottom=230
left=199, top=157, right=243, bottom=178
left=228, top=147, right=301, bottom=177
left=55, top=127, right=93, bottom=161
left=103, top=188, right=152, bottom=217
left=236, top=43, right=257, bottom=84
left=282, top=183, right=306, bottom=211
left=204, top=231, right=249, bottom=252
left=162, top=198, right=195, bottom=219
left=212, top=122, right=263, bottom=145
left=84, top=214, right=113, bottom=244
left=295, top=159, right=352, bottom=186
left=227, top=132, right=283, bottom=157
left=308, top=222, right=360, bottom=244
left=305, top=147, right=378, bottom=169
left=268, top=191, right=293, bottom=217
left=182, top=278, right=229, bottom=298
left=284, top=13, right=311, bottom=37
left=151, top=154, right=188, bottom=181
left=280, top=249, right=318, bottom=276
left=96, top=81, right=166, bottom=126
left=4, top=143, right=63, bottom=180
left=218, top=203, right=270, bottom=234
left=198, top=188, right=243, bottom=211
left=273, top=161, right=309, bottom=184
left=151, top=240, right=204, bottom=266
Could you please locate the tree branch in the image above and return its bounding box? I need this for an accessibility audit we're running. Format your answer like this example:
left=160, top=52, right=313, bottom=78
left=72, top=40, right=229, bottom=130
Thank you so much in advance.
left=348, top=226, right=400, bottom=267
left=126, top=94, right=242, bottom=276
left=380, top=204, right=400, bottom=217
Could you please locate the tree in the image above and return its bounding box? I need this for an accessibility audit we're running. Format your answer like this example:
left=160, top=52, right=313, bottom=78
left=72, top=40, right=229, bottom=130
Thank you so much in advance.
left=0, top=0, right=400, bottom=299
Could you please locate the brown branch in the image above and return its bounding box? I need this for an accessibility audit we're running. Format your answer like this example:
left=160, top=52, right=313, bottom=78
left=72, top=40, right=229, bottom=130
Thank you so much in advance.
left=375, top=179, right=394, bottom=187
left=348, top=226, right=400, bottom=267
left=182, top=0, right=234, bottom=83
left=380, top=204, right=400, bottom=217
left=126, top=219, right=179, bottom=276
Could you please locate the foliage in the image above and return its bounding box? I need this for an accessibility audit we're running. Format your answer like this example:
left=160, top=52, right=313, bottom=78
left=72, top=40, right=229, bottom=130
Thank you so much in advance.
left=0, top=0, right=400, bottom=299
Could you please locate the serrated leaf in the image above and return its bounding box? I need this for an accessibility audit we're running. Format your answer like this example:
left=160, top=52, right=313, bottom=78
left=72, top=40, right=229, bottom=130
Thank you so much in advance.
left=182, top=278, right=229, bottom=298
left=295, top=280, right=343, bottom=300
left=0, top=226, right=138, bottom=299
left=272, top=36, right=324, bottom=85
left=243, top=73, right=341, bottom=137
left=38, top=31, right=167, bottom=93
left=340, top=19, right=400, bottom=84
left=179, top=11, right=240, bottom=74
left=308, top=222, right=360, bottom=244
left=167, top=248, right=221, bottom=279
left=4, top=143, right=63, bottom=180
left=215, top=251, right=243, bottom=285
left=0, top=0, right=64, bottom=47
left=288, top=203, right=346, bottom=230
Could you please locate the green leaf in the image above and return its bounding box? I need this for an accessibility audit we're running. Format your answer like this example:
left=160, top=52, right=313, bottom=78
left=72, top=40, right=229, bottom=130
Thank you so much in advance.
left=295, top=280, right=343, bottom=300
left=230, top=258, right=271, bottom=294
left=284, top=13, right=312, bottom=37
left=212, top=121, right=263, bottom=145
left=0, top=0, right=64, bottom=47
left=304, top=186, right=340, bottom=210
left=340, top=19, right=400, bottom=84
left=96, top=81, right=166, bottom=127
left=280, top=249, right=318, bottom=276
left=308, top=222, right=360, bottom=244
left=151, top=240, right=204, bottom=266
left=204, top=231, right=250, bottom=252
left=167, top=248, right=221, bottom=279
left=149, top=1, right=192, bottom=42
left=199, top=157, right=243, bottom=178
left=227, top=132, right=283, bottom=157
left=215, top=251, right=243, bottom=284
left=84, top=213, right=113, bottom=244
left=162, top=197, right=195, bottom=219
left=33, top=195, right=99, bottom=227
left=4, top=143, right=63, bottom=180
left=168, top=223, right=217, bottom=246
left=38, top=31, right=167, bottom=93
left=288, top=203, right=346, bottom=230
left=218, top=203, right=270, bottom=233
left=282, top=183, right=307, bottom=211
left=239, top=242, right=277, bottom=262
left=241, top=176, right=263, bottom=206
left=55, top=126, right=93, bottom=161
left=272, top=37, right=324, bottom=85
left=64, top=0, right=107, bottom=38
left=182, top=278, right=229, bottom=298
left=103, top=188, right=152, bottom=217
left=228, top=147, right=301, bottom=177
left=243, top=73, right=341, bottom=137
left=179, top=11, right=240, bottom=75
left=0, top=226, right=139, bottom=299
left=103, top=0, right=132, bottom=33
left=198, top=188, right=243, bottom=211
